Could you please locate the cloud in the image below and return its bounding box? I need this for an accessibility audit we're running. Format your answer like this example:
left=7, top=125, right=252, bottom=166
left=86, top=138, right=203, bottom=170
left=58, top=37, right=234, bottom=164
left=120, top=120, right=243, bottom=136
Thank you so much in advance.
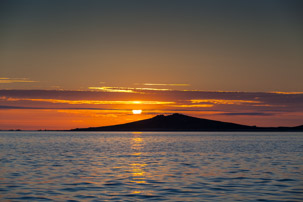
left=218, top=112, right=274, bottom=116
left=0, top=97, right=175, bottom=105
left=270, top=92, right=303, bottom=95
left=190, top=99, right=261, bottom=105
left=89, top=86, right=172, bottom=92
left=170, top=104, right=214, bottom=108
left=1, top=89, right=302, bottom=129
left=0, top=105, right=33, bottom=109
left=1, top=89, right=303, bottom=115
left=141, top=83, right=190, bottom=86
left=88, top=87, right=136, bottom=93
left=0, top=78, right=37, bottom=84
left=0, top=105, right=130, bottom=111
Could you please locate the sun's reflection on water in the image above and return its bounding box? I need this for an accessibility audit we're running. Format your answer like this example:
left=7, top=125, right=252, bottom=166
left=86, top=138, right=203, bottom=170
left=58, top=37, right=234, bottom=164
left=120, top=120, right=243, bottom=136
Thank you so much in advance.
left=129, top=132, right=151, bottom=195
left=130, top=133, right=146, bottom=184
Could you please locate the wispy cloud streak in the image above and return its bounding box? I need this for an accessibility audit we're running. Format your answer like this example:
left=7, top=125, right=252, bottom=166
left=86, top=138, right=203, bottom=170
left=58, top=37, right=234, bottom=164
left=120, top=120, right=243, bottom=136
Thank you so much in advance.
left=190, top=99, right=261, bottom=105
left=0, top=78, right=37, bottom=84
left=141, top=83, right=190, bottom=86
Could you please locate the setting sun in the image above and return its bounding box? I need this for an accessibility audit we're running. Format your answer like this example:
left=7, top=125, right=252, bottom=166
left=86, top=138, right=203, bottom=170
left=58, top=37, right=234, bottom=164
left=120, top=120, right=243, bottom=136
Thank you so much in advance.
left=132, top=109, right=142, bottom=114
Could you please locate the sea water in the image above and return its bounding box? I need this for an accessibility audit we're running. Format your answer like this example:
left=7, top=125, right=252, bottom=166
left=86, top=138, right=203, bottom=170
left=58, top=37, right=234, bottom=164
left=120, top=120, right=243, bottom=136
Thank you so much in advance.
left=0, top=132, right=302, bottom=201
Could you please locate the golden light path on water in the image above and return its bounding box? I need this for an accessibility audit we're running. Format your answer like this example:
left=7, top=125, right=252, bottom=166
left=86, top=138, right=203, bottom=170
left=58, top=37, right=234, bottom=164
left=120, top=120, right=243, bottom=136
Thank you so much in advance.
left=129, top=132, right=151, bottom=195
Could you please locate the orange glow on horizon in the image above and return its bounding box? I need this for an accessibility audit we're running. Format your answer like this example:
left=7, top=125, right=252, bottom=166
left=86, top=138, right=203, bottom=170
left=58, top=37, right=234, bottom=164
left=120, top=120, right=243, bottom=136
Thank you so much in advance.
left=0, top=108, right=303, bottom=130
left=0, top=109, right=154, bottom=130
left=1, top=89, right=303, bottom=130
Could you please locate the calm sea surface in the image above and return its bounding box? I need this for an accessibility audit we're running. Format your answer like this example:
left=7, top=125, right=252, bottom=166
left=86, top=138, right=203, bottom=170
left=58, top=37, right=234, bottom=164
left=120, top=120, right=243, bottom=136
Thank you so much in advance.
left=0, top=132, right=302, bottom=201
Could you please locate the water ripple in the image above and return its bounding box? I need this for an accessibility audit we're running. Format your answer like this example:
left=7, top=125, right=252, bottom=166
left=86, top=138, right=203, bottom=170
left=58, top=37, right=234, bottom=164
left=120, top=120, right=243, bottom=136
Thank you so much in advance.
left=0, top=131, right=302, bottom=201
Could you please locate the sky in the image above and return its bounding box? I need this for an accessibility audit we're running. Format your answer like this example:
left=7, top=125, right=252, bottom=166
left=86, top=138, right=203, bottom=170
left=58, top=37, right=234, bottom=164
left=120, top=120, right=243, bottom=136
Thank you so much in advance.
left=1, top=0, right=302, bottom=130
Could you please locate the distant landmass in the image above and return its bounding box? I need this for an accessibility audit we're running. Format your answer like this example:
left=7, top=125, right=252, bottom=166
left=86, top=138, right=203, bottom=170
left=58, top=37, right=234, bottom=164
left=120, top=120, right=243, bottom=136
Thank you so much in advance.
left=71, top=113, right=303, bottom=132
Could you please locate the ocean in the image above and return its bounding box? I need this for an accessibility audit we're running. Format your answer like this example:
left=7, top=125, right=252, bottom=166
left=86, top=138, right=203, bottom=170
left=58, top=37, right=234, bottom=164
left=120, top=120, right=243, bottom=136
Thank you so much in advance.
left=0, top=131, right=302, bottom=201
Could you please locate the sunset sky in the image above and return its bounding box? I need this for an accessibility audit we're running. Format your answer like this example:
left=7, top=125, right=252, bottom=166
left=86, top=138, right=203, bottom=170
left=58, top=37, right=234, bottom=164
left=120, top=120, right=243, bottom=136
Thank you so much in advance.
left=1, top=0, right=302, bottom=130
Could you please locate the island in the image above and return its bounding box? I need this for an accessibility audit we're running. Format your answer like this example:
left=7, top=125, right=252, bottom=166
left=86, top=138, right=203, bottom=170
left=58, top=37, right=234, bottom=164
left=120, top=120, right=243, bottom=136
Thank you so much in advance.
left=71, top=113, right=303, bottom=132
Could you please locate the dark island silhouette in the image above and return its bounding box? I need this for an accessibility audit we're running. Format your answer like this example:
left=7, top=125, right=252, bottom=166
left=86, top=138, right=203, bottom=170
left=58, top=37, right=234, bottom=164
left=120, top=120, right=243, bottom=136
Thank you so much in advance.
left=71, top=113, right=303, bottom=132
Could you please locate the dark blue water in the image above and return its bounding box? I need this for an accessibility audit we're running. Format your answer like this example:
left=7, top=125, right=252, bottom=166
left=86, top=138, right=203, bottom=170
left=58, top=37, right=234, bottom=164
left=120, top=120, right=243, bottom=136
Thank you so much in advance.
left=0, top=132, right=302, bottom=201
